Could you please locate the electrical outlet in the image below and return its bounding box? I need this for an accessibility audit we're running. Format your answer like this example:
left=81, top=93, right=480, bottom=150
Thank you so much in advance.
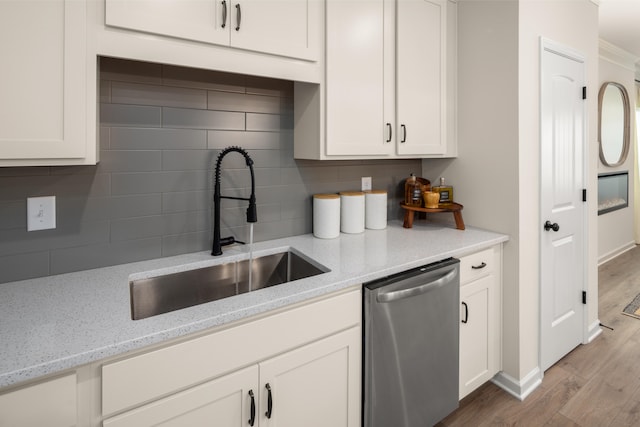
left=361, top=177, right=372, bottom=191
left=27, top=196, right=56, bottom=231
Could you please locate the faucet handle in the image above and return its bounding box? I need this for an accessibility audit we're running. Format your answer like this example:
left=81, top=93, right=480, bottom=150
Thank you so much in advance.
left=220, top=236, right=245, bottom=247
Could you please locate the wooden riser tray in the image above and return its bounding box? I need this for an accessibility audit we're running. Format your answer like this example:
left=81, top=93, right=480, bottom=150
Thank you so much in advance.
left=400, top=202, right=465, bottom=230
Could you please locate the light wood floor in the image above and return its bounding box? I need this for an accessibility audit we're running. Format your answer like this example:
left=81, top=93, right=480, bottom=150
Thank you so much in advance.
left=438, top=245, right=640, bottom=427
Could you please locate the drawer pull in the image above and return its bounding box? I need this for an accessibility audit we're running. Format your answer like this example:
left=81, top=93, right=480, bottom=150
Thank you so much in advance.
left=461, top=301, right=468, bottom=324
left=248, top=389, right=256, bottom=426
left=471, top=262, right=487, bottom=270
left=265, top=383, right=273, bottom=418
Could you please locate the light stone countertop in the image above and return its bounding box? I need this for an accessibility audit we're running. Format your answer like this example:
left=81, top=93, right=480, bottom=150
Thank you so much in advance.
left=0, top=221, right=508, bottom=389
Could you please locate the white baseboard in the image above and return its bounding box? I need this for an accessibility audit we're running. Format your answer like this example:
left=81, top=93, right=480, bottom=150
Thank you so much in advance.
left=587, top=319, right=602, bottom=343
left=491, top=367, right=543, bottom=401
left=491, top=323, right=602, bottom=401
left=598, top=242, right=636, bottom=266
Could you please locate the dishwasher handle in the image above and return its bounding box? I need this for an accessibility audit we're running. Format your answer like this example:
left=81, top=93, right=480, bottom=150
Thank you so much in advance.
left=376, top=267, right=458, bottom=303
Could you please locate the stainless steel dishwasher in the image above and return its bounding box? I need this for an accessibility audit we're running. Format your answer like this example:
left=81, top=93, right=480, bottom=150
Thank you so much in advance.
left=363, top=257, right=460, bottom=427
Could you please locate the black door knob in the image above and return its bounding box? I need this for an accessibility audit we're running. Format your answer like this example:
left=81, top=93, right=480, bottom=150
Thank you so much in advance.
left=544, top=221, right=559, bottom=232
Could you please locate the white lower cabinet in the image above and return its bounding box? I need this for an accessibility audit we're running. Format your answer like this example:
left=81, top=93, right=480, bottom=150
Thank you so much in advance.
left=103, top=366, right=258, bottom=427
left=259, top=328, right=359, bottom=427
left=103, top=328, right=360, bottom=427
left=458, top=245, right=502, bottom=399
left=101, top=290, right=361, bottom=427
left=0, top=373, right=78, bottom=427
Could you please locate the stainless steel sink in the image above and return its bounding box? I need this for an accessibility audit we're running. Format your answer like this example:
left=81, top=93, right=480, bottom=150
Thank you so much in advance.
left=130, top=250, right=328, bottom=320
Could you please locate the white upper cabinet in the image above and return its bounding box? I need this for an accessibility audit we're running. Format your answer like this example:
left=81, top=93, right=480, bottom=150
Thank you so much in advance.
left=0, top=0, right=97, bottom=166
left=323, top=0, right=387, bottom=156
left=231, top=0, right=319, bottom=61
left=294, top=0, right=457, bottom=160
left=396, top=0, right=446, bottom=155
left=105, top=0, right=230, bottom=46
left=105, top=0, right=320, bottom=61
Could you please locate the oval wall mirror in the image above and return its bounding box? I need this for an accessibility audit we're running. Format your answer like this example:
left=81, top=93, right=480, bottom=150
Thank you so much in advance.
left=598, top=81, right=630, bottom=167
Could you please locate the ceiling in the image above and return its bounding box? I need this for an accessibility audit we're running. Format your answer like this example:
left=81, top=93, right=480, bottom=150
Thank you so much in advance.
left=598, top=0, right=640, bottom=62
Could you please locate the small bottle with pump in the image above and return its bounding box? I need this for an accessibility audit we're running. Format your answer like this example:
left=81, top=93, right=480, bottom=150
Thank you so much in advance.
left=404, top=173, right=423, bottom=207
left=432, top=177, right=454, bottom=207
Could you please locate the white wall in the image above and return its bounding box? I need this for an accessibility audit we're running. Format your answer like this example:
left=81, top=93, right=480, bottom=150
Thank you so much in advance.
left=597, top=41, right=637, bottom=264
left=424, top=0, right=599, bottom=398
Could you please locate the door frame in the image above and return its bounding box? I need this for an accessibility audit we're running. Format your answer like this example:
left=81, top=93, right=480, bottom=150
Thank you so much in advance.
left=538, top=37, right=590, bottom=373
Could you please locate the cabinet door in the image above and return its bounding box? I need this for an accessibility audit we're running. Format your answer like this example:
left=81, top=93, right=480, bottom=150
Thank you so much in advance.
left=105, top=0, right=229, bottom=46
left=0, top=374, right=77, bottom=427
left=259, top=327, right=361, bottom=427
left=0, top=0, right=89, bottom=163
left=230, top=0, right=319, bottom=61
left=324, top=0, right=390, bottom=156
left=105, top=0, right=319, bottom=61
left=459, top=274, right=497, bottom=399
left=103, top=365, right=259, bottom=427
left=396, top=0, right=446, bottom=155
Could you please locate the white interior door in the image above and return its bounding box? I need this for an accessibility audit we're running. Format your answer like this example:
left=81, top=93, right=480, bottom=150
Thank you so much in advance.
left=540, top=40, right=586, bottom=372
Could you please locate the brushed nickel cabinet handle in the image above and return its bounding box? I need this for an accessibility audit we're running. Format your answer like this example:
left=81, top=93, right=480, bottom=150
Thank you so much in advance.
left=221, top=1, right=227, bottom=28
left=235, top=3, right=241, bottom=31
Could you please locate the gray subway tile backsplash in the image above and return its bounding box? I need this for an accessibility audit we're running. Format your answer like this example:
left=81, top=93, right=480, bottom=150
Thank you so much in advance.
left=109, top=194, right=163, bottom=219
left=161, top=190, right=210, bottom=214
left=0, top=252, right=50, bottom=283
left=207, top=91, right=282, bottom=114
left=110, top=127, right=207, bottom=150
left=112, top=81, right=208, bottom=110
left=99, top=150, right=163, bottom=172
left=0, top=58, right=420, bottom=284
left=207, top=130, right=281, bottom=150
left=100, top=104, right=163, bottom=128
left=110, top=172, right=166, bottom=196
left=162, top=64, right=246, bottom=93
left=246, top=113, right=287, bottom=132
left=162, top=107, right=245, bottom=130
left=161, top=150, right=213, bottom=171
left=50, top=237, right=163, bottom=275
left=161, top=231, right=210, bottom=257
left=100, top=57, right=163, bottom=85
left=110, top=216, right=165, bottom=242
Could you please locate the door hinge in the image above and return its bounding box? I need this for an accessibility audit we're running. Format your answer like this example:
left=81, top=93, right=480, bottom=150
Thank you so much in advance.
left=582, top=291, right=587, bottom=304
left=582, top=86, right=587, bottom=100
left=582, top=189, right=587, bottom=202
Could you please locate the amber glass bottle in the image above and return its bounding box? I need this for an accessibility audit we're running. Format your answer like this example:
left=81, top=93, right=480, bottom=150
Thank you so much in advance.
left=404, top=174, right=423, bottom=207
left=432, top=177, right=453, bottom=207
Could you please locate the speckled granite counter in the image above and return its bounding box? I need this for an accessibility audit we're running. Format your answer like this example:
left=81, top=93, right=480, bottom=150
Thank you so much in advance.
left=0, top=222, right=508, bottom=389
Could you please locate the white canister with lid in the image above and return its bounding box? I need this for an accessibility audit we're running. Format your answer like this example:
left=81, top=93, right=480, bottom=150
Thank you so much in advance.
left=340, top=191, right=365, bottom=234
left=365, top=190, right=387, bottom=229
left=313, top=194, right=340, bottom=239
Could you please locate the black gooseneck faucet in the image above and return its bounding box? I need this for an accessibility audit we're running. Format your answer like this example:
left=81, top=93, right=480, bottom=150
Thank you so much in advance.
left=212, top=146, right=257, bottom=256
